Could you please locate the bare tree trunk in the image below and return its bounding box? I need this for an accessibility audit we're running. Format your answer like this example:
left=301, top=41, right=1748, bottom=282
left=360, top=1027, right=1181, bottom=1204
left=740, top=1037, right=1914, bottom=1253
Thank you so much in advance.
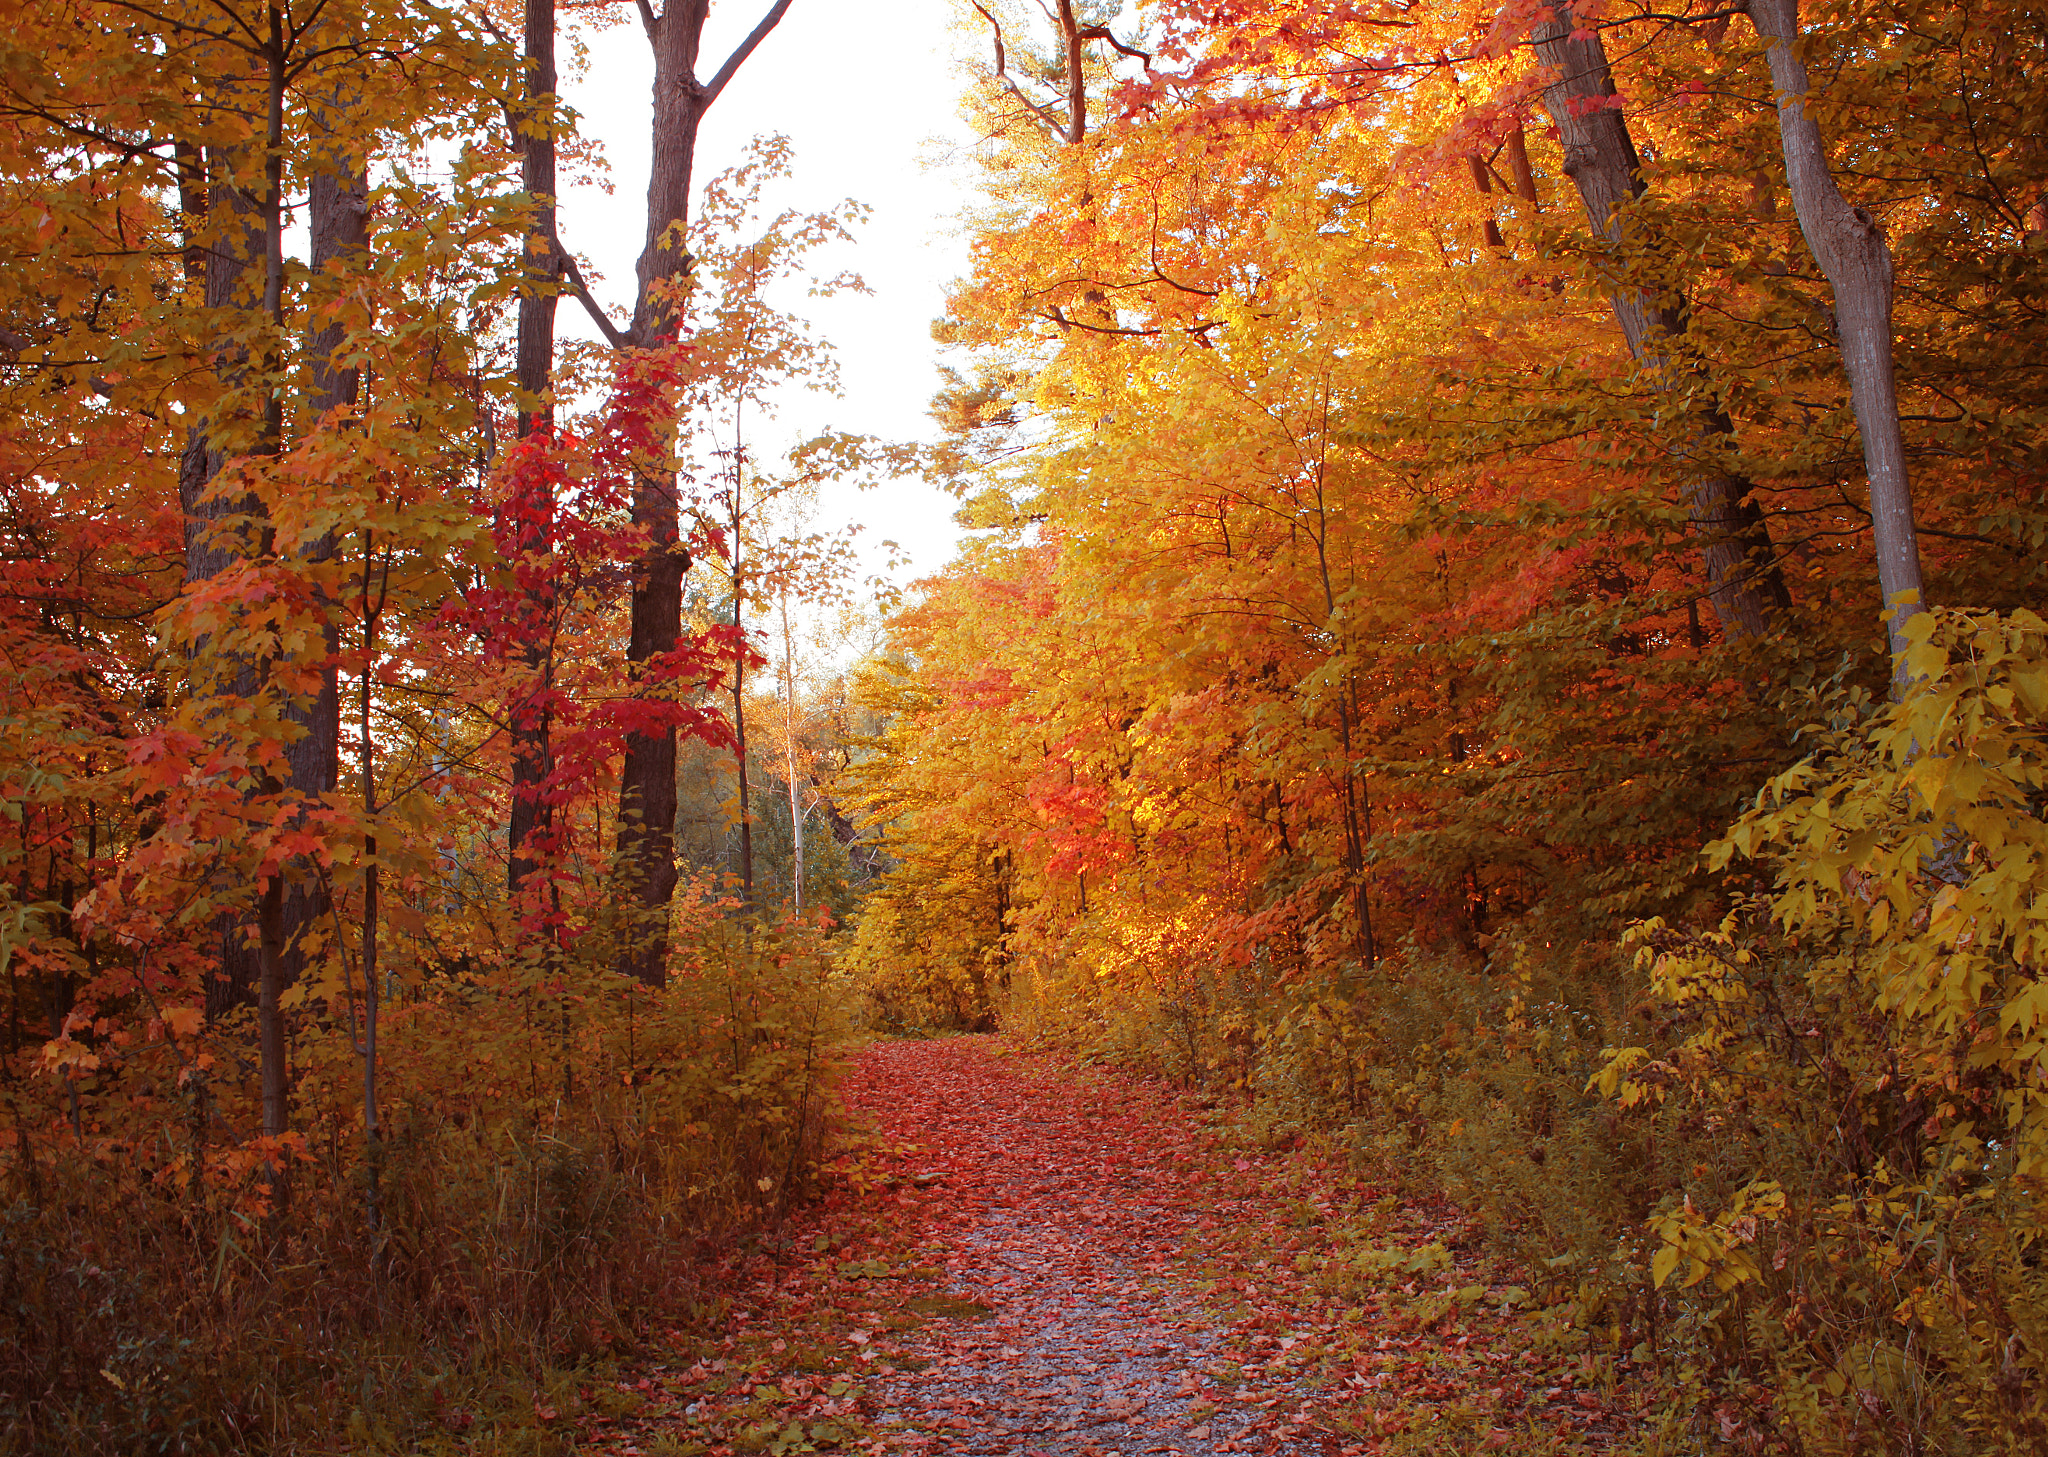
left=611, top=0, right=790, bottom=985
left=1748, top=0, right=1925, bottom=670
left=1530, top=6, right=1795, bottom=641
left=729, top=477, right=755, bottom=907
left=778, top=590, right=803, bottom=914
left=509, top=0, right=559, bottom=897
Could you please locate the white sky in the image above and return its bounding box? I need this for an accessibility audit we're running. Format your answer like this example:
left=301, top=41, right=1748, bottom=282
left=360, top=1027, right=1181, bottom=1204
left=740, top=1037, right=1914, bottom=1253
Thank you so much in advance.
left=555, top=0, right=983, bottom=599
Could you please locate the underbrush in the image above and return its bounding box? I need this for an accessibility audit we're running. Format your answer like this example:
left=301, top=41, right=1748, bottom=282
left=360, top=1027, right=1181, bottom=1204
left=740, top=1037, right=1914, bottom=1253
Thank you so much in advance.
left=0, top=913, right=849, bottom=1455
left=994, top=608, right=2048, bottom=1455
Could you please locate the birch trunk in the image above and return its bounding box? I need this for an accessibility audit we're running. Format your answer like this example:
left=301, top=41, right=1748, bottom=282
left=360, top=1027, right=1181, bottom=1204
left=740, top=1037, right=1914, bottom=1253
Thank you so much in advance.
left=1748, top=0, right=1926, bottom=671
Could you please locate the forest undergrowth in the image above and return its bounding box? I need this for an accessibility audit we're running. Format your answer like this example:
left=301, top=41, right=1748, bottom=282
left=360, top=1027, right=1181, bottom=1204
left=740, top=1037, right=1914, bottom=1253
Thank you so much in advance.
left=0, top=913, right=848, bottom=1457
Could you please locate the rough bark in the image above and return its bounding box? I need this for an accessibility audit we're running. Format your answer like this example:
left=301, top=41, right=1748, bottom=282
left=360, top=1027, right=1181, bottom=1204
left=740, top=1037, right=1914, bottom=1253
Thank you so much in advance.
left=1748, top=0, right=1925, bottom=668
left=1530, top=6, right=1795, bottom=642
left=183, top=41, right=295, bottom=1148
left=186, top=146, right=270, bottom=1024
left=509, top=0, right=559, bottom=896
left=283, top=92, right=367, bottom=991
left=613, top=0, right=790, bottom=986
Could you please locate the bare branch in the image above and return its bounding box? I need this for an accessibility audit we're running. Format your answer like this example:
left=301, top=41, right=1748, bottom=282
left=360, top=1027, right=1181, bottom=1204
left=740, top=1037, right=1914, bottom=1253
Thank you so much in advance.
left=702, top=0, right=794, bottom=111
left=1043, top=305, right=1221, bottom=339
left=970, top=2, right=1068, bottom=139
left=969, top=0, right=1009, bottom=74
left=1076, top=24, right=1151, bottom=68
left=553, top=243, right=630, bottom=350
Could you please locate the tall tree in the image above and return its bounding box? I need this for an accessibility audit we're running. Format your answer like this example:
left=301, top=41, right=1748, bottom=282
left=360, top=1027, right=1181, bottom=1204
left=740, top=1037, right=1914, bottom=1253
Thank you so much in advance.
left=1528, top=4, right=1795, bottom=642
left=508, top=0, right=560, bottom=897
left=607, top=0, right=792, bottom=984
left=1747, top=0, right=1925, bottom=669
left=289, top=34, right=371, bottom=993
left=177, top=17, right=298, bottom=1142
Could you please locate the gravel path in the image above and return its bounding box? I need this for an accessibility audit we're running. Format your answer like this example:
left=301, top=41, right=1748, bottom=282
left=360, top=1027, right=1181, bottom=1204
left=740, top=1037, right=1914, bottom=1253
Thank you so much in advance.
left=847, top=1038, right=1330, bottom=1456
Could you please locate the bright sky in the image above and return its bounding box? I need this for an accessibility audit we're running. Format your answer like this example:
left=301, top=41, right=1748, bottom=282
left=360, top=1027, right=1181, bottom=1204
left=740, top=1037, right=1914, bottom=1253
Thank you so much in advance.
left=556, top=0, right=983, bottom=598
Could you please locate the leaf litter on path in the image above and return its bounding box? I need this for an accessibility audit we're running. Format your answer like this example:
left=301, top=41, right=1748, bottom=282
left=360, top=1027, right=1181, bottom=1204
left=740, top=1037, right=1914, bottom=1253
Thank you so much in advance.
left=593, top=1037, right=1646, bottom=1457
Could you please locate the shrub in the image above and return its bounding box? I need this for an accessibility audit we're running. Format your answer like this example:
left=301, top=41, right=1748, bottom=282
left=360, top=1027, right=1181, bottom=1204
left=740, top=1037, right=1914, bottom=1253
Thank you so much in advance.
left=0, top=903, right=848, bottom=1455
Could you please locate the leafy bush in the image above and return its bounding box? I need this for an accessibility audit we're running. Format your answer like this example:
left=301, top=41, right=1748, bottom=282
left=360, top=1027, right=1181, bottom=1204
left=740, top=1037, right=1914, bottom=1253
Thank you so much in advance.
left=0, top=905, right=848, bottom=1455
left=1587, top=608, right=2048, bottom=1453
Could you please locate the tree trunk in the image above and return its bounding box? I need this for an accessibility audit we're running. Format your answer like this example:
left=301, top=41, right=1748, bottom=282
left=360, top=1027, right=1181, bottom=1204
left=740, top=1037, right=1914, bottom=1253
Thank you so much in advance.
left=179, top=136, right=255, bottom=1024
left=186, top=146, right=272, bottom=1025
left=612, top=0, right=790, bottom=984
left=509, top=0, right=559, bottom=898
left=357, top=546, right=384, bottom=1256
left=284, top=83, right=366, bottom=992
left=1748, top=0, right=1925, bottom=670
left=1057, top=0, right=1086, bottom=145
left=254, top=34, right=292, bottom=1146
left=779, top=591, right=803, bottom=913
left=729, top=479, right=755, bottom=907
left=182, top=41, right=294, bottom=1151
left=1530, top=6, right=1795, bottom=642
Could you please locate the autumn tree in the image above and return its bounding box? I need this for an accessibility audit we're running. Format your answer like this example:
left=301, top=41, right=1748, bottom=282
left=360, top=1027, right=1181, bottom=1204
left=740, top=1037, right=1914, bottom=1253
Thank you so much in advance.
left=607, top=0, right=794, bottom=984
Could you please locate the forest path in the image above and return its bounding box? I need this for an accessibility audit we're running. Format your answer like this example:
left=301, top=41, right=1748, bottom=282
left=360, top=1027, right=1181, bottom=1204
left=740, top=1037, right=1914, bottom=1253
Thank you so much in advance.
left=589, top=1037, right=1639, bottom=1456
left=838, top=1037, right=1324, bottom=1455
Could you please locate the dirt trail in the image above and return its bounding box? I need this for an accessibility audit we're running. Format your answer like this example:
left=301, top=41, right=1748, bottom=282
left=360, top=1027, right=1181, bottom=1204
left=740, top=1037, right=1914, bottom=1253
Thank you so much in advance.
left=592, top=1038, right=1640, bottom=1456
left=846, top=1038, right=1326, bottom=1455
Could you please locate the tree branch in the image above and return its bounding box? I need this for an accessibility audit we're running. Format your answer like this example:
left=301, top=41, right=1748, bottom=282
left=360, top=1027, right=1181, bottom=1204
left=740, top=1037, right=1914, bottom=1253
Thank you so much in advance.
left=969, top=0, right=1008, bottom=75
left=1058, top=0, right=1084, bottom=143
left=702, top=0, right=794, bottom=111
left=553, top=243, right=629, bottom=350
left=1076, top=24, right=1151, bottom=68
left=1043, top=305, right=1220, bottom=339
left=970, top=2, right=1068, bottom=138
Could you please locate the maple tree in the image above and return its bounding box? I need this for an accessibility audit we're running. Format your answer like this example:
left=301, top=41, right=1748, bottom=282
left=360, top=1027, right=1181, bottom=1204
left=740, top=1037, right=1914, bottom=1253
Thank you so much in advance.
left=844, top=0, right=2048, bottom=1447
left=0, top=0, right=868, bottom=1445
left=2, top=0, right=2046, bottom=1450
left=608, top=0, right=794, bottom=987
